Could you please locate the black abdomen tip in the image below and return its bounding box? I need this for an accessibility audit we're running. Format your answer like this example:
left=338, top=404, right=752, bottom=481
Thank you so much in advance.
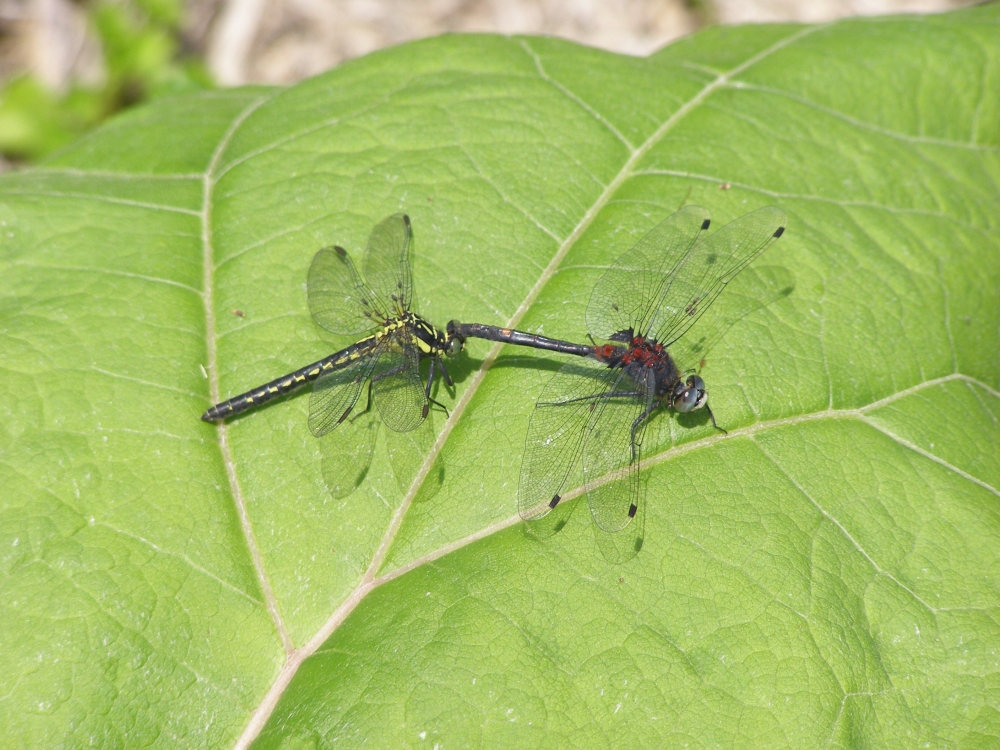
left=201, top=409, right=217, bottom=423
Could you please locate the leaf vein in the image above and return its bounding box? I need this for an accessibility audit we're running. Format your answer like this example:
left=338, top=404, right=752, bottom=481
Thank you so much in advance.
left=200, top=91, right=295, bottom=657
left=10, top=262, right=202, bottom=294
left=751, top=437, right=939, bottom=615
left=734, top=82, right=1000, bottom=153
left=0, top=189, right=200, bottom=215
left=97, top=521, right=266, bottom=606
left=636, top=170, right=996, bottom=234
left=858, top=416, right=1000, bottom=499
left=518, top=38, right=635, bottom=152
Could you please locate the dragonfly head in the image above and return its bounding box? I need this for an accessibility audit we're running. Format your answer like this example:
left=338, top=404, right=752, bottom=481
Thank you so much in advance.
left=445, top=320, right=466, bottom=352
left=443, top=326, right=464, bottom=357
left=672, top=374, right=708, bottom=413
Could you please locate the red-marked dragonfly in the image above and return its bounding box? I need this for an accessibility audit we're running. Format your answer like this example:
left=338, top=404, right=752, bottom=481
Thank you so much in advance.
left=449, top=205, right=786, bottom=535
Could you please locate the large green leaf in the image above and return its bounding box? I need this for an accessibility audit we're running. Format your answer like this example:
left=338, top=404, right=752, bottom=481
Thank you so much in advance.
left=2, top=8, right=999, bottom=748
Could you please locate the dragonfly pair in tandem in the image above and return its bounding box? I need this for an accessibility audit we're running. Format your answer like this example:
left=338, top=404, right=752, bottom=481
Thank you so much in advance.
left=203, top=205, right=787, bottom=538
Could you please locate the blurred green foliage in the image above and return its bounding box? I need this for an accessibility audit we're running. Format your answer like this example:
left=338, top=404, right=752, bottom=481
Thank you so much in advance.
left=0, top=0, right=212, bottom=161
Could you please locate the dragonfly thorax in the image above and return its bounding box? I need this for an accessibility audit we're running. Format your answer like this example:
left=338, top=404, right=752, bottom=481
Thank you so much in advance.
left=593, top=332, right=705, bottom=410
left=405, top=311, right=463, bottom=358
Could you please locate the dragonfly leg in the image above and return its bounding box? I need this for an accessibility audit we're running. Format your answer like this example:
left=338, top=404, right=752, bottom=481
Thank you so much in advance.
left=421, top=357, right=436, bottom=419
left=630, top=401, right=659, bottom=459
left=424, top=358, right=451, bottom=419
left=704, top=402, right=727, bottom=435
left=366, top=358, right=427, bottom=417
left=538, top=390, right=643, bottom=407
left=437, top=356, right=454, bottom=388
left=345, top=379, right=375, bottom=425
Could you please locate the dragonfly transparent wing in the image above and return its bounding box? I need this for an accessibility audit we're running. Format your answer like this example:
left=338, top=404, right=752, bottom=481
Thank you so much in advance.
left=522, top=489, right=583, bottom=542
left=581, top=377, right=653, bottom=533
left=363, top=214, right=413, bottom=318
left=371, top=330, right=426, bottom=433
left=308, top=245, right=389, bottom=335
left=653, top=206, right=787, bottom=347
left=308, top=341, right=384, bottom=437
left=518, top=358, right=622, bottom=523
left=669, top=264, right=795, bottom=369
left=586, top=205, right=710, bottom=341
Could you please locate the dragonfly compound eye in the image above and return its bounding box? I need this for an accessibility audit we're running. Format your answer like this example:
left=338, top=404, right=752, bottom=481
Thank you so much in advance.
left=673, top=380, right=707, bottom=413
left=687, top=374, right=705, bottom=391
left=672, top=382, right=696, bottom=412
left=683, top=375, right=709, bottom=411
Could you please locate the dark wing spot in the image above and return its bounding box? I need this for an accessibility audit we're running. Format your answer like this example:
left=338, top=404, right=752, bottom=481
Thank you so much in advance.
left=338, top=407, right=353, bottom=423
left=402, top=215, right=411, bottom=229
left=774, top=226, right=785, bottom=238
left=335, top=246, right=347, bottom=258
left=628, top=503, right=637, bottom=518
left=701, top=219, right=711, bottom=230
left=549, top=494, right=561, bottom=508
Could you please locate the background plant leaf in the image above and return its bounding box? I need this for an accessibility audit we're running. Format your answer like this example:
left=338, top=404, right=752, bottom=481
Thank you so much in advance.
left=1, top=8, right=999, bottom=748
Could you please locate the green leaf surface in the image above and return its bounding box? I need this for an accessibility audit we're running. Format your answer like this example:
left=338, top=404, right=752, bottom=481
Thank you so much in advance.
left=2, top=8, right=999, bottom=749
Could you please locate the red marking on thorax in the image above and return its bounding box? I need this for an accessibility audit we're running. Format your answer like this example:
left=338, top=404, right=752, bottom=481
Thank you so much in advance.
left=626, top=337, right=664, bottom=368
left=595, top=337, right=667, bottom=369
